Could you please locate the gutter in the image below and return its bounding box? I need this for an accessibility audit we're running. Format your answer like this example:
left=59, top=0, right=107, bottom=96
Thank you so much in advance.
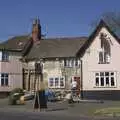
left=80, top=59, right=83, bottom=99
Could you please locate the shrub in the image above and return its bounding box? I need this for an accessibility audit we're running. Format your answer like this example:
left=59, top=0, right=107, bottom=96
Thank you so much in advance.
left=8, top=88, right=24, bottom=105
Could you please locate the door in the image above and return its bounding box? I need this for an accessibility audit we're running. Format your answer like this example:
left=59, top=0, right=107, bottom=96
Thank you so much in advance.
left=73, top=77, right=80, bottom=95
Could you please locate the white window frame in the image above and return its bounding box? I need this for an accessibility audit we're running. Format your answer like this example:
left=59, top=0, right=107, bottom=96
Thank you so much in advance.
left=95, top=72, right=116, bottom=87
left=99, top=33, right=111, bottom=64
left=48, top=76, right=65, bottom=88
left=64, top=58, right=80, bottom=67
left=0, top=51, right=2, bottom=61
left=2, top=51, right=9, bottom=61
left=48, top=77, right=54, bottom=88
left=0, top=73, right=9, bottom=86
left=99, top=51, right=110, bottom=64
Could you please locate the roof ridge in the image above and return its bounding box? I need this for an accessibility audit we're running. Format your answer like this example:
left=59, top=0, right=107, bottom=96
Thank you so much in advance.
left=43, top=36, right=88, bottom=41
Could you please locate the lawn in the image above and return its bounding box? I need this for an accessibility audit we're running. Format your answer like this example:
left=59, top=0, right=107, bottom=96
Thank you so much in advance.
left=92, top=107, right=120, bottom=117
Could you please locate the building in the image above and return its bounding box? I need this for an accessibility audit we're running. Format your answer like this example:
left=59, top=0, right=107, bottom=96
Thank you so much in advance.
left=0, top=18, right=120, bottom=100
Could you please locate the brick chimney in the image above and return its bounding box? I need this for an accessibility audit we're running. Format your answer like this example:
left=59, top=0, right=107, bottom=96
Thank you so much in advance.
left=32, top=18, right=41, bottom=42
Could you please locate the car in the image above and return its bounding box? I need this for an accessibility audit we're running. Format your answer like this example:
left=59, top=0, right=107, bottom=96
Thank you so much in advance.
left=23, top=91, right=35, bottom=101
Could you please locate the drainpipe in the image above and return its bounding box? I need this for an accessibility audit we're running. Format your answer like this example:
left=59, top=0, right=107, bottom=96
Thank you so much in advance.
left=80, top=59, right=83, bottom=99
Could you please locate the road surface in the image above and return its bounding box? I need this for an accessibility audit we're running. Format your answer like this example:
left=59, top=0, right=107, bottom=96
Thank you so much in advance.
left=0, top=109, right=119, bottom=120
left=0, top=99, right=120, bottom=119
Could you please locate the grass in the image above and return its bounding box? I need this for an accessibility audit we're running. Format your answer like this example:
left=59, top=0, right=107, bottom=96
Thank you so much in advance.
left=92, top=107, right=120, bottom=117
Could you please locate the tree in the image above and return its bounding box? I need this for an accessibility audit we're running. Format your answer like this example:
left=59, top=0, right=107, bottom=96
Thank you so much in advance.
left=91, top=12, right=120, bottom=36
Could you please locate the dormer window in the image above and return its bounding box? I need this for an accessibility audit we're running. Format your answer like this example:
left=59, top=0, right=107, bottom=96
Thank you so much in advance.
left=99, top=33, right=111, bottom=64
left=0, top=51, right=9, bottom=62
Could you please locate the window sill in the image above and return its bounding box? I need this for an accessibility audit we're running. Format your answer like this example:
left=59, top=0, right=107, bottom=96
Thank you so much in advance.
left=64, top=66, right=80, bottom=68
left=1, top=85, right=9, bottom=87
left=94, top=86, right=117, bottom=88
left=0, top=60, right=9, bottom=62
left=98, top=62, right=110, bottom=64
left=48, top=87, right=65, bottom=89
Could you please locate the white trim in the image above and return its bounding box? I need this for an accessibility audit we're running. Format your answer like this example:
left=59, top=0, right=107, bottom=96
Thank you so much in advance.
left=0, top=73, right=9, bottom=86
left=48, top=76, right=65, bottom=88
left=94, top=71, right=116, bottom=88
left=0, top=74, right=1, bottom=86
left=0, top=51, right=2, bottom=61
left=64, top=58, right=80, bottom=67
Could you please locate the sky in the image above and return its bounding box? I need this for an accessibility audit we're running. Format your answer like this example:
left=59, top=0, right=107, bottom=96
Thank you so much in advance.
left=0, top=0, right=120, bottom=41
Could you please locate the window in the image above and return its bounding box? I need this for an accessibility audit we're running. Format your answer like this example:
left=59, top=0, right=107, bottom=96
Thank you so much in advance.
left=0, top=73, right=9, bottom=86
left=95, top=77, right=99, bottom=86
left=99, top=51, right=110, bottom=64
left=100, top=77, right=104, bottom=86
left=60, top=77, right=64, bottom=87
left=48, top=76, right=65, bottom=88
left=55, top=77, right=59, bottom=88
left=99, top=33, right=111, bottom=64
left=2, top=51, right=9, bottom=61
left=49, top=78, right=54, bottom=87
left=64, top=58, right=80, bottom=67
left=95, top=72, right=116, bottom=87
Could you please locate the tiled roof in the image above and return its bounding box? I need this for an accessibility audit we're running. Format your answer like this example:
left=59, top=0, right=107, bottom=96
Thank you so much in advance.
left=0, top=35, right=31, bottom=51
left=26, top=37, right=88, bottom=59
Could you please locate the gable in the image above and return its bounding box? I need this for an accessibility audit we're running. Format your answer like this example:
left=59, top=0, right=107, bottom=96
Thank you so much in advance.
left=90, top=26, right=120, bottom=52
left=81, top=21, right=120, bottom=68
left=76, top=20, right=120, bottom=57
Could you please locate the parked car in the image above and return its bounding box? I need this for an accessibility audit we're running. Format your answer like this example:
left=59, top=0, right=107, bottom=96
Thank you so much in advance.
left=23, top=90, right=35, bottom=101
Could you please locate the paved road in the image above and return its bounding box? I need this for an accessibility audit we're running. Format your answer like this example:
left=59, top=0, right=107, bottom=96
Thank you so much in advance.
left=0, top=99, right=120, bottom=119
left=0, top=110, right=118, bottom=120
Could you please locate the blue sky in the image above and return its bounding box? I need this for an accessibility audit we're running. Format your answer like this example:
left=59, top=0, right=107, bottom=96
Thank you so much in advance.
left=0, top=0, right=120, bottom=41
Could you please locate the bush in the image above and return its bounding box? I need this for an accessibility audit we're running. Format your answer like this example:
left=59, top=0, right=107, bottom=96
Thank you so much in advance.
left=8, top=88, right=24, bottom=105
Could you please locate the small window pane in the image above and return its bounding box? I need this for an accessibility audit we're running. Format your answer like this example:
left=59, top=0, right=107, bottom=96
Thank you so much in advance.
left=1, top=78, right=4, bottom=86
left=2, top=52, right=9, bottom=61
left=60, top=77, right=64, bottom=87
left=75, top=59, right=78, bottom=66
left=64, top=60, right=67, bottom=66
left=105, top=72, right=109, bottom=76
left=4, top=74, right=8, bottom=77
left=95, top=73, right=99, bottom=76
left=111, top=77, right=115, bottom=86
left=99, top=52, right=103, bottom=63
left=95, top=77, right=99, bottom=86
left=1, top=74, right=4, bottom=77
left=106, top=54, right=110, bottom=63
left=101, top=77, right=104, bottom=86
left=111, top=72, right=114, bottom=76
left=55, top=77, right=59, bottom=87
left=100, top=72, right=104, bottom=76
left=5, top=78, right=8, bottom=86
left=71, top=59, right=74, bottom=67
left=64, top=59, right=68, bottom=67
left=49, top=78, right=54, bottom=87
left=106, top=77, right=109, bottom=85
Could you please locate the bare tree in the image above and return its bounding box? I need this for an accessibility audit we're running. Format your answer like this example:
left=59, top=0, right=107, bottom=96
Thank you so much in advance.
left=91, top=12, right=120, bottom=36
